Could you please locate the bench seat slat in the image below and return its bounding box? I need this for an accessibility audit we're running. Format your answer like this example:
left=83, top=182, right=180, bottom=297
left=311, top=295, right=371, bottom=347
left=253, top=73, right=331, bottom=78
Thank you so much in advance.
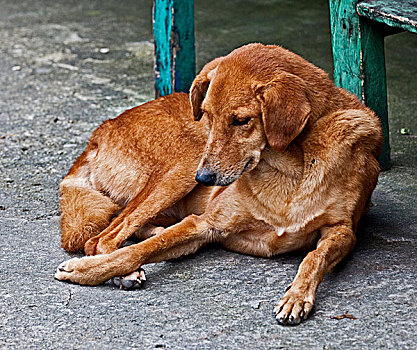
left=357, top=0, right=417, bottom=34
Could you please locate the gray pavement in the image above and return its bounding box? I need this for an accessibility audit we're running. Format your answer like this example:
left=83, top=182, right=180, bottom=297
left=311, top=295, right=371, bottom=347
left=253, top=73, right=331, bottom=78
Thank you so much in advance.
left=0, top=1, right=416, bottom=349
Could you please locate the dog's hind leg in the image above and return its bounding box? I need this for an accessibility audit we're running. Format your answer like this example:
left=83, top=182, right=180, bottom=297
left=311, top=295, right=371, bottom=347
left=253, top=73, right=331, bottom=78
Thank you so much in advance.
left=83, top=167, right=203, bottom=256
left=60, top=150, right=121, bottom=252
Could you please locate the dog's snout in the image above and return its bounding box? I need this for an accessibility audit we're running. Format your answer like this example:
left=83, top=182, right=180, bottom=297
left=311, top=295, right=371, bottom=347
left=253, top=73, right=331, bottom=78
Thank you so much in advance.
left=195, top=169, right=217, bottom=186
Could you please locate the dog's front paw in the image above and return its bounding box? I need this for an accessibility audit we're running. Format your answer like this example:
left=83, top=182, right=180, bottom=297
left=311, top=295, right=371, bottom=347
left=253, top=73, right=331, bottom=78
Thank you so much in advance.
left=55, top=258, right=83, bottom=282
left=111, top=269, right=146, bottom=290
left=54, top=255, right=109, bottom=285
left=274, top=286, right=314, bottom=325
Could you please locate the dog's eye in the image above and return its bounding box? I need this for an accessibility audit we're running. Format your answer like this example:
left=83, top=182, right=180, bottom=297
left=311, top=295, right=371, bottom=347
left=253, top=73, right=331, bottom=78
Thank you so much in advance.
left=231, top=116, right=251, bottom=126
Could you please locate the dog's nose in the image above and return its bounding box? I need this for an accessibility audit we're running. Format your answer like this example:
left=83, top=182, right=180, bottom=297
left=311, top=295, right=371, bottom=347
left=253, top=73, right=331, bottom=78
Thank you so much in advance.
left=195, top=169, right=217, bottom=186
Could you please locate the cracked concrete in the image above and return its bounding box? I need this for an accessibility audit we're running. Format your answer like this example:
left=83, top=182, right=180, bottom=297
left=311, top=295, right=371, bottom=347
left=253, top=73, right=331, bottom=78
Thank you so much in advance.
left=0, top=0, right=416, bottom=349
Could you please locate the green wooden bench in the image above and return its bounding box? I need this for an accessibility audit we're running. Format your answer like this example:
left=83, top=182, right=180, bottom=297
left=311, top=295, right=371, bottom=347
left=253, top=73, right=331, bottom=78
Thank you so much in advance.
left=329, top=0, right=417, bottom=170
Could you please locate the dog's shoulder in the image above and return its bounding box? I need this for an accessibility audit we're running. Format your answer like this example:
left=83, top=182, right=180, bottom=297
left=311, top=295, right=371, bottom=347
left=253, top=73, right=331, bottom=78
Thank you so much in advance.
left=302, top=108, right=383, bottom=162
left=293, top=108, right=382, bottom=196
left=284, top=108, right=382, bottom=221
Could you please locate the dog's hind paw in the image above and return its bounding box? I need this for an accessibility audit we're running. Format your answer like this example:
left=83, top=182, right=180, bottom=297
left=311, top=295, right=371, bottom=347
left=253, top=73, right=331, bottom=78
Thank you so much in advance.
left=111, top=269, right=146, bottom=290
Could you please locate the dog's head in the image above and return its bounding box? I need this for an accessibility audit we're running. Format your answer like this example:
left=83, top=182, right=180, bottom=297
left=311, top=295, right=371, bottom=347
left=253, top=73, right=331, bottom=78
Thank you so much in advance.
left=190, top=44, right=312, bottom=187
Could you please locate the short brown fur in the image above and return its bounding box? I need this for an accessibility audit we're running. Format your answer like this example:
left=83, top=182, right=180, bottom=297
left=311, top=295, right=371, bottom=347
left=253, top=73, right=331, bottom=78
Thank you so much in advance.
left=55, top=44, right=382, bottom=325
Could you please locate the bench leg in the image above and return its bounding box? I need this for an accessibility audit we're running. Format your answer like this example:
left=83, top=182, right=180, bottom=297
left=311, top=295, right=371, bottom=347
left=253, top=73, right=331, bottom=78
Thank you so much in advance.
left=360, top=18, right=390, bottom=169
left=153, top=0, right=196, bottom=98
left=329, top=0, right=391, bottom=169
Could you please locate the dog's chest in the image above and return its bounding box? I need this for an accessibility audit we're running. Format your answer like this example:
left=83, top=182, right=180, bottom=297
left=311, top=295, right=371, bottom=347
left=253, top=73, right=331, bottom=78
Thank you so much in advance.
left=242, top=157, right=325, bottom=236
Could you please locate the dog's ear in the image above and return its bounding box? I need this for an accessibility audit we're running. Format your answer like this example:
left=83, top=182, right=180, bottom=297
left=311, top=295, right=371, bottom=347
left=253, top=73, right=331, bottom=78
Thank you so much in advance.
left=255, top=74, right=311, bottom=152
left=190, top=57, right=223, bottom=121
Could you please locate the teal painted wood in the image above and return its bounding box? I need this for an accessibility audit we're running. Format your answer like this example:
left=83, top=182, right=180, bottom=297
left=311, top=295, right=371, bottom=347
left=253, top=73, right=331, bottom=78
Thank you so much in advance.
left=153, top=0, right=174, bottom=97
left=329, top=0, right=391, bottom=169
left=357, top=0, right=417, bottom=34
left=360, top=18, right=391, bottom=168
left=329, top=0, right=362, bottom=98
left=172, top=0, right=196, bottom=93
left=153, top=0, right=195, bottom=98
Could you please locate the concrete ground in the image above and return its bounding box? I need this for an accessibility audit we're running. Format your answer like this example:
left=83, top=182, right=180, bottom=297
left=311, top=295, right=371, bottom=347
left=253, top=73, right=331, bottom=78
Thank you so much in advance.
left=0, top=0, right=416, bottom=349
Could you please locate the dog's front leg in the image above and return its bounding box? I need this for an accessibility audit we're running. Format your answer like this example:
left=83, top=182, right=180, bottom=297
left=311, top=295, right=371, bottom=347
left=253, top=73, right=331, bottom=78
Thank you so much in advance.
left=55, top=215, right=210, bottom=286
left=274, top=224, right=356, bottom=325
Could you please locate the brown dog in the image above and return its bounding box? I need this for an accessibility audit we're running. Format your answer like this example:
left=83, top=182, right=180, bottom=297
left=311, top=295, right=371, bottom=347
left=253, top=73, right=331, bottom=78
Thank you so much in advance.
left=55, top=43, right=382, bottom=325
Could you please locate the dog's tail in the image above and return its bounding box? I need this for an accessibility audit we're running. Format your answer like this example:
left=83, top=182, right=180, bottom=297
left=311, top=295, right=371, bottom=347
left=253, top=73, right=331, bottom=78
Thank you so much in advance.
left=59, top=149, right=121, bottom=252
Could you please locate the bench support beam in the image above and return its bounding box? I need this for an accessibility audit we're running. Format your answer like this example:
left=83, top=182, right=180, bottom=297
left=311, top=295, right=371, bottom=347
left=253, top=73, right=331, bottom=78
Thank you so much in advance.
left=360, top=18, right=390, bottom=169
left=329, top=0, right=391, bottom=169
